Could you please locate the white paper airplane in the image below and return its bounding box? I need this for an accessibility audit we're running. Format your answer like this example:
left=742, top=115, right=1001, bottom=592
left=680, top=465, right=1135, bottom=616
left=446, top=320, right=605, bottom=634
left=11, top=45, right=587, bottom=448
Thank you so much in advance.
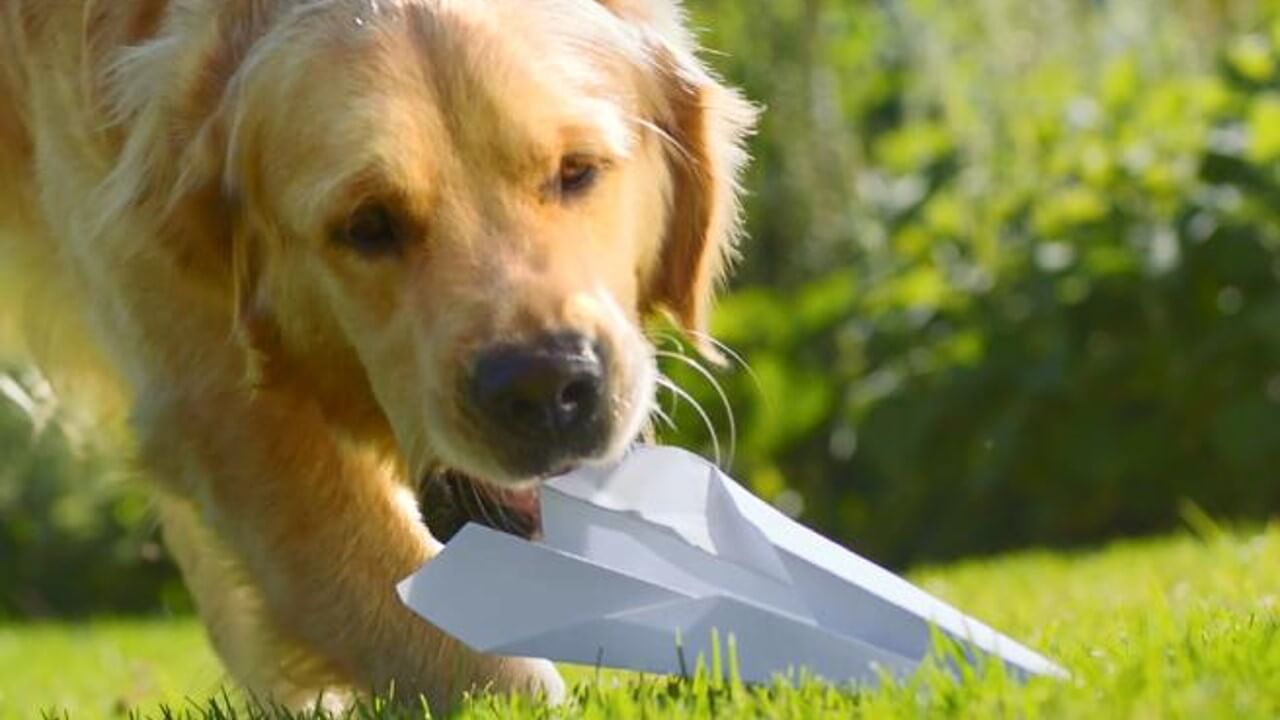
left=398, top=446, right=1065, bottom=686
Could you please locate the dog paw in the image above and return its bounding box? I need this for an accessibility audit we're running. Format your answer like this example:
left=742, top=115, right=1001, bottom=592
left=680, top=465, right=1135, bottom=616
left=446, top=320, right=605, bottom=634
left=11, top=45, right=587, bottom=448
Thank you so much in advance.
left=486, top=656, right=566, bottom=705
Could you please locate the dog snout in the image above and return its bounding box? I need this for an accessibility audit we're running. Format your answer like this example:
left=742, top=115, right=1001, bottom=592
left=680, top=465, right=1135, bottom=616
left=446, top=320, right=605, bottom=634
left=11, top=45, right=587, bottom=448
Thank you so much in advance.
left=468, top=332, right=611, bottom=472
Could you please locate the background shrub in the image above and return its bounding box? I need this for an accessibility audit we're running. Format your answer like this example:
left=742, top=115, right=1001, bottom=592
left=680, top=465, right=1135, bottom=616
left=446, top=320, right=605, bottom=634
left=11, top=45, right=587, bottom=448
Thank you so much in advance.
left=0, top=367, right=183, bottom=619
left=662, top=0, right=1280, bottom=565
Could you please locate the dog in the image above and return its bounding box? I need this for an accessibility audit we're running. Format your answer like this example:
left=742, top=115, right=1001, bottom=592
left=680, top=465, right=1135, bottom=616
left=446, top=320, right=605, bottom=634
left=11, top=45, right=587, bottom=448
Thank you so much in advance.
left=0, top=0, right=753, bottom=711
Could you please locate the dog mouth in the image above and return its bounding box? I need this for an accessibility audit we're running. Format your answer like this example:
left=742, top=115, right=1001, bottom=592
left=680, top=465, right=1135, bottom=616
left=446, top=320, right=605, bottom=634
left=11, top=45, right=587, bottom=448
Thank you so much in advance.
left=416, top=469, right=544, bottom=542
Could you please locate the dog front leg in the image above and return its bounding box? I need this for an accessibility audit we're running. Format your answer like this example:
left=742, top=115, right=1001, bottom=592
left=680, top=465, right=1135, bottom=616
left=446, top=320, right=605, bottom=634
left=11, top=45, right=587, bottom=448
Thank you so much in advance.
left=139, top=385, right=564, bottom=712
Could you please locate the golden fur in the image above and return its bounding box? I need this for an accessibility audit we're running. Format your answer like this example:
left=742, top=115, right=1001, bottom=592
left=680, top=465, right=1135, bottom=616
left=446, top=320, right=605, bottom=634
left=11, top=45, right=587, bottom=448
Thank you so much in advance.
left=0, top=0, right=752, bottom=711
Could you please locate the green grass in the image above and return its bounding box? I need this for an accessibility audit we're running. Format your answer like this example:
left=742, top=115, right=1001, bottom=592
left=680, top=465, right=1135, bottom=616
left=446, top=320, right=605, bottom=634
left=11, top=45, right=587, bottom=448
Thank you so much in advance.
left=4, top=522, right=1279, bottom=719
left=0, top=619, right=223, bottom=718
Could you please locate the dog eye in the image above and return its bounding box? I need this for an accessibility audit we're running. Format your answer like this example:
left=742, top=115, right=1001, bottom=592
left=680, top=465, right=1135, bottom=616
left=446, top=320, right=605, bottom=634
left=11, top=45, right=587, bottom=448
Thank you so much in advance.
left=558, top=156, right=600, bottom=198
left=338, top=202, right=403, bottom=257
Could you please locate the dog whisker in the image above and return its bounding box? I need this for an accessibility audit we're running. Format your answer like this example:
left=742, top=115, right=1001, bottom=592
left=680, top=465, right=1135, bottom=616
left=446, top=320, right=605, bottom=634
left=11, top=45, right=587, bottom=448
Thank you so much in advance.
left=630, top=116, right=696, bottom=170
left=654, top=329, right=765, bottom=408
left=485, top=483, right=519, bottom=536
left=463, top=474, right=502, bottom=533
left=681, top=329, right=766, bottom=396
left=656, top=373, right=722, bottom=467
left=654, top=350, right=737, bottom=467
left=650, top=403, right=678, bottom=431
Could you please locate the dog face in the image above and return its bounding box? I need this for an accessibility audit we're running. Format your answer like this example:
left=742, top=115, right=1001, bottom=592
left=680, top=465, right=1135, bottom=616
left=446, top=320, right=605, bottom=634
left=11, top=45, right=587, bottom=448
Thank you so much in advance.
left=218, top=0, right=753, bottom=487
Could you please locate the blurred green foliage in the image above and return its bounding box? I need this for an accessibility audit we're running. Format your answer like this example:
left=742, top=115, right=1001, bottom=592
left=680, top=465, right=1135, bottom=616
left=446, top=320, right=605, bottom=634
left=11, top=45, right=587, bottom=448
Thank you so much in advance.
left=659, top=0, right=1280, bottom=566
left=0, top=366, right=183, bottom=619
left=5, top=0, right=1280, bottom=617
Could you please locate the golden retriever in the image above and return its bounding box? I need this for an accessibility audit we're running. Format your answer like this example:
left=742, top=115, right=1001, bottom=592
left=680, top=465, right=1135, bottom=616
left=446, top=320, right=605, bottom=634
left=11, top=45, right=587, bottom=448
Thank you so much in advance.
left=0, top=0, right=753, bottom=712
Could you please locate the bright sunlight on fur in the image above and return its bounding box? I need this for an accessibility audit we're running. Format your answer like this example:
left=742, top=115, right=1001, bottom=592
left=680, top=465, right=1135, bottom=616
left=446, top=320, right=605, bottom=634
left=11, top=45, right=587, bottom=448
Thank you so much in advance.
left=0, top=0, right=753, bottom=713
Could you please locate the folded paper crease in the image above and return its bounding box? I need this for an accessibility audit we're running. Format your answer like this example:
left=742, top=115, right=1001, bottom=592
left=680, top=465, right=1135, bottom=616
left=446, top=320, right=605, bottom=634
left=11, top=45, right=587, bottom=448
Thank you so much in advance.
left=398, top=446, right=1066, bottom=685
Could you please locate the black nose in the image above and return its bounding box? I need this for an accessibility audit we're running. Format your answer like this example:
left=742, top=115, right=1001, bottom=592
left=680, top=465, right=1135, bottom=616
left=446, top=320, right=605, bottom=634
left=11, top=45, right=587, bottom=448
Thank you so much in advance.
left=470, top=333, right=608, bottom=453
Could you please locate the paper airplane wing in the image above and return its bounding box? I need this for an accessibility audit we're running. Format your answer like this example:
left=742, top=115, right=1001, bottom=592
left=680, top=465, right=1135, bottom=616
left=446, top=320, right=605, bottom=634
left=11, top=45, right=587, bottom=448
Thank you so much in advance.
left=397, top=524, right=683, bottom=653
left=399, top=523, right=920, bottom=685
left=401, top=446, right=1065, bottom=685
left=544, top=447, right=1063, bottom=679
left=710, top=459, right=1064, bottom=678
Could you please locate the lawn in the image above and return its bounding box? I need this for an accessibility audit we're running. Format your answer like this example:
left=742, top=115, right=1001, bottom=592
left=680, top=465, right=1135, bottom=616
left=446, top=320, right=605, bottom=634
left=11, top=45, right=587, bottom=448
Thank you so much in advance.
left=3, top=520, right=1278, bottom=719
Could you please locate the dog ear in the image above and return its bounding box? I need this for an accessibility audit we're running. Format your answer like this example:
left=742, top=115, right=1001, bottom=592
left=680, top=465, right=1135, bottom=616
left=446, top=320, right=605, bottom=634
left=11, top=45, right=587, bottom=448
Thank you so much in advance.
left=651, top=52, right=755, bottom=361
left=603, top=2, right=757, bottom=359
left=230, top=213, right=279, bottom=389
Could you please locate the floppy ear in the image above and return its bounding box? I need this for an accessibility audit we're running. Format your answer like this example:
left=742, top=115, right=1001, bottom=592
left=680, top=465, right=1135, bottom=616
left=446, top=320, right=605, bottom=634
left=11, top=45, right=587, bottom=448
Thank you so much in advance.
left=650, top=52, right=755, bottom=359
left=98, top=4, right=283, bottom=389
left=601, top=2, right=757, bottom=358
left=172, top=100, right=283, bottom=393
left=229, top=209, right=282, bottom=390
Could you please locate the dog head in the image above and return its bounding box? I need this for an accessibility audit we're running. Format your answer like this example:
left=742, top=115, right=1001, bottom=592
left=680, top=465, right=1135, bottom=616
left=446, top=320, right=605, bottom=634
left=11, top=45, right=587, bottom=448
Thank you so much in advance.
left=170, top=0, right=754, bottom=487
